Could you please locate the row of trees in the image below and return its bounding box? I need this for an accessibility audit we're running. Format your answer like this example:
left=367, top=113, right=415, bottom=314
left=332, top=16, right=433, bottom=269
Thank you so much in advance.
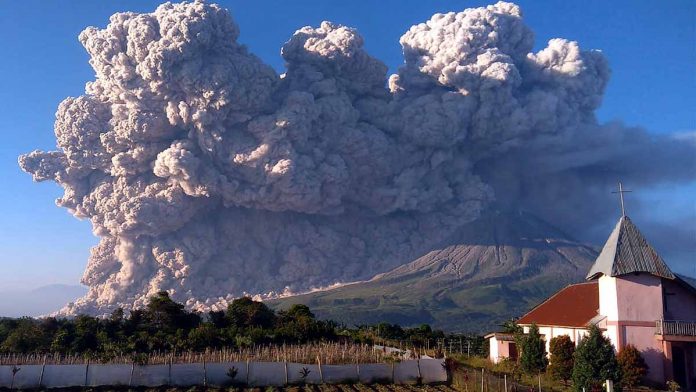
left=517, top=324, right=647, bottom=391
left=0, top=292, right=449, bottom=359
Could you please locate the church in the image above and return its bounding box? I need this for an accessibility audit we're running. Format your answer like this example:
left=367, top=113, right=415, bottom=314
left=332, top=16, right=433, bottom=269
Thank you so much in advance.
left=486, top=198, right=696, bottom=389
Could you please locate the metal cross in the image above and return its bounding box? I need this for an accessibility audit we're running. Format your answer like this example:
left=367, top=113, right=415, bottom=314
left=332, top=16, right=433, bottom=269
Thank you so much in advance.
left=612, top=181, right=632, bottom=217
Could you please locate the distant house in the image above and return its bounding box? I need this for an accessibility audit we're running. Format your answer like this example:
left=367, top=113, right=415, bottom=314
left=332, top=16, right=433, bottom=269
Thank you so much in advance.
left=487, top=214, right=696, bottom=389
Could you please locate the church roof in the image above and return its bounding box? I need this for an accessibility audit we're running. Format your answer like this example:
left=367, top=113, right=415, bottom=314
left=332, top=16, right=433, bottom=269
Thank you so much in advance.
left=586, top=215, right=675, bottom=280
left=517, top=281, right=599, bottom=328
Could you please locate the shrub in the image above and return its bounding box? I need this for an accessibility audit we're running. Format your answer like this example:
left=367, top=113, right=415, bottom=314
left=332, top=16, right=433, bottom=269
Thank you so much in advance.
left=571, top=324, right=620, bottom=392
left=518, top=324, right=548, bottom=375
left=548, top=335, right=574, bottom=386
left=617, top=344, right=647, bottom=388
left=666, top=380, right=681, bottom=392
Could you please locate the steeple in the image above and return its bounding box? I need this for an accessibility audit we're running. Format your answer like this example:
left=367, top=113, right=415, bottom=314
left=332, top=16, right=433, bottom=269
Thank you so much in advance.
left=586, top=215, right=675, bottom=280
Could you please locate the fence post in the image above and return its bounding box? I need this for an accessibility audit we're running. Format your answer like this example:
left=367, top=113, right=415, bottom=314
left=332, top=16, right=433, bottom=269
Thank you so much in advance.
left=416, top=359, right=422, bottom=384
left=538, top=372, right=542, bottom=392
left=605, top=379, right=614, bottom=392
left=284, top=361, right=288, bottom=386
left=317, top=356, right=324, bottom=383
left=245, top=359, right=249, bottom=386
left=84, top=358, right=90, bottom=387
left=481, top=368, right=484, bottom=392
left=203, top=357, right=207, bottom=387
left=39, top=356, right=46, bottom=388
left=504, top=374, right=507, bottom=392
left=129, top=362, right=134, bottom=387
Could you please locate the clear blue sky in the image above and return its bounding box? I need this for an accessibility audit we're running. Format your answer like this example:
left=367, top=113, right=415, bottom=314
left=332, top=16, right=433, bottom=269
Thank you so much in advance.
left=0, top=0, right=694, bottom=290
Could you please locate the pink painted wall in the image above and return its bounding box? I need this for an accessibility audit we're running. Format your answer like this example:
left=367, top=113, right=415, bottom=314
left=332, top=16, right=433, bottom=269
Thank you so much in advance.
left=614, top=274, right=667, bottom=383
left=662, top=279, right=696, bottom=320
left=616, top=274, right=664, bottom=322
left=623, top=325, right=665, bottom=383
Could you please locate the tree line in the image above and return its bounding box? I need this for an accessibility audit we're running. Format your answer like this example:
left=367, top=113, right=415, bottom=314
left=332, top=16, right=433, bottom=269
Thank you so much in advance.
left=513, top=323, right=649, bottom=392
left=0, top=292, right=452, bottom=360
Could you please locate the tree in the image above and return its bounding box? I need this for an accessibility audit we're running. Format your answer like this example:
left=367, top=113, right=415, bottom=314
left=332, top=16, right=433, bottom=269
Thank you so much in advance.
left=548, top=335, right=575, bottom=386
left=518, top=324, right=548, bottom=375
left=617, top=344, right=647, bottom=388
left=572, top=324, right=620, bottom=392
left=187, top=323, right=223, bottom=351
left=226, top=297, right=276, bottom=329
left=145, top=291, right=200, bottom=331
left=501, top=319, right=523, bottom=334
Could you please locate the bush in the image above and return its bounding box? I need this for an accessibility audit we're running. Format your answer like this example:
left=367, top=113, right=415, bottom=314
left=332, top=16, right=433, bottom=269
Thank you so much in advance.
left=666, top=380, right=681, bottom=392
left=571, top=324, right=620, bottom=392
left=548, top=335, right=574, bottom=386
left=518, top=323, right=548, bottom=375
left=617, top=344, right=647, bottom=388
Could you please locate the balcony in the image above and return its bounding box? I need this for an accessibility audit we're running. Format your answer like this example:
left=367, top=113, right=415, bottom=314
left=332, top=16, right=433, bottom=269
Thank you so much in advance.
left=655, top=320, right=696, bottom=341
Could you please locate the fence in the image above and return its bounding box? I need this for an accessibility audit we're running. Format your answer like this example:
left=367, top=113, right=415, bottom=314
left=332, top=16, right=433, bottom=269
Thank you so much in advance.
left=375, top=336, right=487, bottom=358
left=655, top=320, right=696, bottom=337
left=0, top=358, right=447, bottom=389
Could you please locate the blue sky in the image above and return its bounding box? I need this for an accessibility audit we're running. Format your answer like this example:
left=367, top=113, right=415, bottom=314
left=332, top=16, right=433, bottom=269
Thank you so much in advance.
left=0, top=0, right=694, bottom=290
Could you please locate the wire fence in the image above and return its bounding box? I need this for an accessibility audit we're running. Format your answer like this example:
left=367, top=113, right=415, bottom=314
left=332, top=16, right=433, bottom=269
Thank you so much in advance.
left=452, top=366, right=656, bottom=392
left=375, top=337, right=488, bottom=358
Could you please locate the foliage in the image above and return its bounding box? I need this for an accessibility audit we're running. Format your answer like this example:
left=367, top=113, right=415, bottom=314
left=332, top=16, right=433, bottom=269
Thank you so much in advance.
left=666, top=380, right=681, bottom=392
left=518, top=324, right=548, bottom=375
left=226, top=366, right=238, bottom=380
left=548, top=335, right=574, bottom=386
left=617, top=344, right=647, bottom=388
left=0, top=293, right=336, bottom=356
left=571, top=324, right=620, bottom=392
left=0, top=292, right=457, bottom=360
left=501, top=319, right=523, bottom=334
left=299, top=366, right=311, bottom=383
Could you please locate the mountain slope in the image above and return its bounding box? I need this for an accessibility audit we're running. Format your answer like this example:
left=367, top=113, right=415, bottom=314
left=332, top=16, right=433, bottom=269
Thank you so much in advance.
left=270, top=210, right=598, bottom=332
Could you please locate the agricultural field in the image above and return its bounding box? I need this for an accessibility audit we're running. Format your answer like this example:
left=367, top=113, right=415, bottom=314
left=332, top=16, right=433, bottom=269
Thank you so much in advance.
left=0, top=385, right=459, bottom=392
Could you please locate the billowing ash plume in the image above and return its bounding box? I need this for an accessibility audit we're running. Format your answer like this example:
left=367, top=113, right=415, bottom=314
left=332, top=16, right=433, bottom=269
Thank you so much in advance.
left=20, top=1, right=695, bottom=314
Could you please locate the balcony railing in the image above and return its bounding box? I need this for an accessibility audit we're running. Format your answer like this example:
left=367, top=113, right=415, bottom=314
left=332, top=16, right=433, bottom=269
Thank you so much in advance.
left=655, top=320, right=696, bottom=336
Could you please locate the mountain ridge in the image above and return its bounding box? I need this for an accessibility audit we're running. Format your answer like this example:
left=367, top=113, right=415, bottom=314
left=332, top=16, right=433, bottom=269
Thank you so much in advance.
left=269, top=210, right=598, bottom=332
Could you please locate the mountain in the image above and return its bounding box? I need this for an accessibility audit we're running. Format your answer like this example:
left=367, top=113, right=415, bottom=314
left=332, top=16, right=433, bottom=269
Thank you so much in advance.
left=0, top=284, right=88, bottom=318
left=269, top=210, right=598, bottom=333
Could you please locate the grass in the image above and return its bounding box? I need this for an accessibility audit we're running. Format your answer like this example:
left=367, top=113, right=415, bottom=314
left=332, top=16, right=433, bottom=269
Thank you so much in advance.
left=450, top=356, right=665, bottom=392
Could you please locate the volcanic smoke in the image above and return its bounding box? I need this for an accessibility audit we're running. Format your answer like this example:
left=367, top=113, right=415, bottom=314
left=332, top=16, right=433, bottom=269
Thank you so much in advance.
left=19, top=1, right=695, bottom=314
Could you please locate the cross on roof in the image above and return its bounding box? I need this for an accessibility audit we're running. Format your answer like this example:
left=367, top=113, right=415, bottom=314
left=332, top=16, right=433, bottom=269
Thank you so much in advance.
left=612, top=181, right=632, bottom=217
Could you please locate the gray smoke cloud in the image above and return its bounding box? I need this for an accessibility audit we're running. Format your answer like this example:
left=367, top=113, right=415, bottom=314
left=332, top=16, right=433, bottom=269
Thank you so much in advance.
left=19, top=1, right=695, bottom=314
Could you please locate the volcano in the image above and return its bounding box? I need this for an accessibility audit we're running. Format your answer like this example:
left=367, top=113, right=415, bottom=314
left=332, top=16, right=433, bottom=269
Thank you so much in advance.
left=270, top=210, right=598, bottom=332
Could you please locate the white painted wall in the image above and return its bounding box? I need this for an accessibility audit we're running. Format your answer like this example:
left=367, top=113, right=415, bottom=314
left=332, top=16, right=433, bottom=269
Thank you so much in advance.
left=489, top=336, right=500, bottom=363
left=599, top=275, right=619, bottom=321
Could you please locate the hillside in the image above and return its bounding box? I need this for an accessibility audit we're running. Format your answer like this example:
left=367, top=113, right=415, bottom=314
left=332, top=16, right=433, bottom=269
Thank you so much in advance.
left=270, top=210, right=598, bottom=332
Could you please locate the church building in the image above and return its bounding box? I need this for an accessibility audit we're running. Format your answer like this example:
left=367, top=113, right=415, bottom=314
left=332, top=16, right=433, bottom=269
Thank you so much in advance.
left=487, top=211, right=696, bottom=389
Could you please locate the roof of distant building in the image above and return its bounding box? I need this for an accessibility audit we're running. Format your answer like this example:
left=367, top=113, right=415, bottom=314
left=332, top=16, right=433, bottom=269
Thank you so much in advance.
left=586, top=216, right=675, bottom=280
left=517, top=281, right=599, bottom=328
left=484, top=332, right=516, bottom=341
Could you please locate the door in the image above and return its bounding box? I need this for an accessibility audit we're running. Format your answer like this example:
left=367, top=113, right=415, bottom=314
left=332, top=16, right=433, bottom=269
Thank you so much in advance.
left=509, top=342, right=518, bottom=361
left=672, top=346, right=687, bottom=389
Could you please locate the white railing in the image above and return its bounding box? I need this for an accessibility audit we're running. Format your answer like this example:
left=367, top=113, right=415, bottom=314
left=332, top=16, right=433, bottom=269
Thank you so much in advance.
left=655, top=320, right=696, bottom=336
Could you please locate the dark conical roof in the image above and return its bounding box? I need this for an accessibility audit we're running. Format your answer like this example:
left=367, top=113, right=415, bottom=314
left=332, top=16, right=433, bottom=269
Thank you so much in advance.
left=586, top=215, right=675, bottom=280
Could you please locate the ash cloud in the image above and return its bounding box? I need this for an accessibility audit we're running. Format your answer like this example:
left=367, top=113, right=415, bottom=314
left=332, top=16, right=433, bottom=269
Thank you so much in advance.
left=19, top=1, right=695, bottom=314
